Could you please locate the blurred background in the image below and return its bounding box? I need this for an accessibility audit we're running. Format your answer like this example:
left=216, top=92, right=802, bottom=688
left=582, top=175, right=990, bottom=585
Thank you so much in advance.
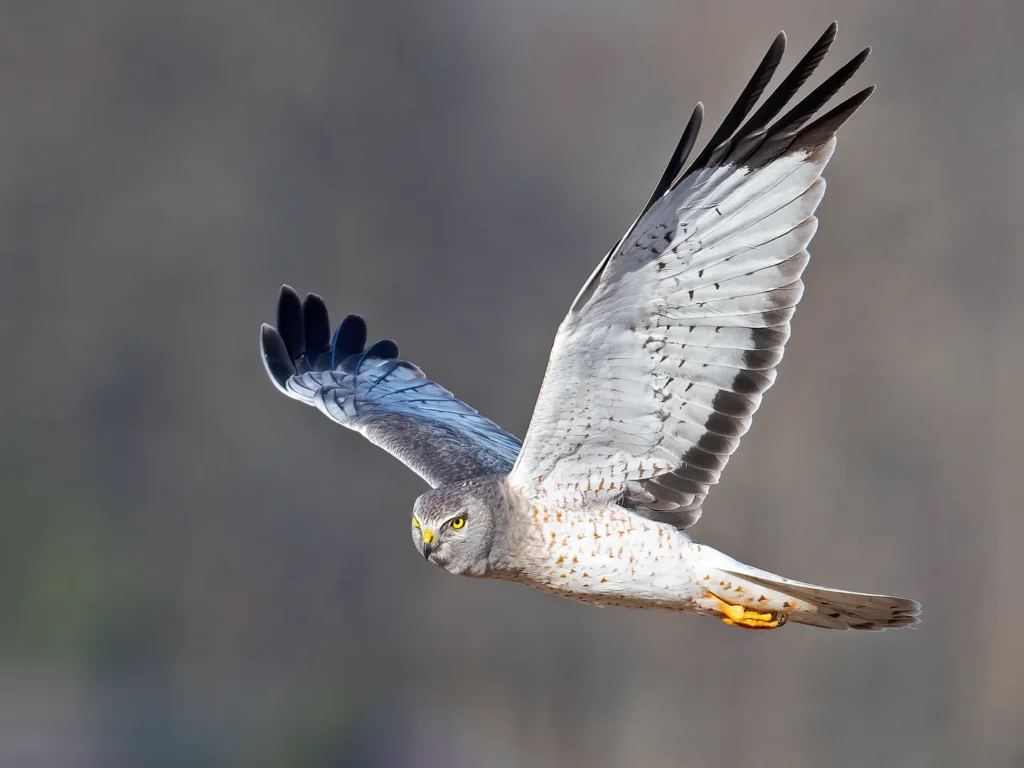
left=2, top=1, right=1022, bottom=766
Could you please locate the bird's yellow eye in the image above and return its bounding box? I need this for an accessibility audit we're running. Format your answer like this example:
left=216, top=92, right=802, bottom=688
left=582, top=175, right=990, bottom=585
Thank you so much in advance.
left=450, top=517, right=466, bottom=530
left=413, top=518, right=420, bottom=529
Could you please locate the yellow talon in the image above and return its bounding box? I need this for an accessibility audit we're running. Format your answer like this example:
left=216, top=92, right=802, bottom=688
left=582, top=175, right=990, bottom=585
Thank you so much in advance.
left=706, top=591, right=783, bottom=630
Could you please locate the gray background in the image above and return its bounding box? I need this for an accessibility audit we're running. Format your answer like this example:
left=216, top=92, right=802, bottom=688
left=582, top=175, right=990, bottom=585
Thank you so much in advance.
left=2, top=1, right=1022, bottom=766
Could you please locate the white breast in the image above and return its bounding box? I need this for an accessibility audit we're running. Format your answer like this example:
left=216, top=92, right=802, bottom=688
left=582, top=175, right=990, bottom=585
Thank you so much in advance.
left=516, top=503, right=708, bottom=609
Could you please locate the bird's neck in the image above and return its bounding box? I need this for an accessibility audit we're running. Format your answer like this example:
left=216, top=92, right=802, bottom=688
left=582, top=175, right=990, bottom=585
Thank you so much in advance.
left=480, top=478, right=531, bottom=580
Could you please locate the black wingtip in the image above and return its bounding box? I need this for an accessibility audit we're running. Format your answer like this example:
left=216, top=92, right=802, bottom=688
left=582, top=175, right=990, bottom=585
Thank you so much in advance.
left=717, top=23, right=843, bottom=171
left=261, top=323, right=296, bottom=389
left=332, top=313, right=368, bottom=367
left=302, top=293, right=331, bottom=355
left=277, top=285, right=305, bottom=361
left=774, top=47, right=872, bottom=134
left=365, top=339, right=400, bottom=360
left=684, top=29, right=788, bottom=178
left=788, top=85, right=875, bottom=154
left=743, top=44, right=872, bottom=169
left=267, top=288, right=405, bottom=380
left=644, top=102, right=704, bottom=214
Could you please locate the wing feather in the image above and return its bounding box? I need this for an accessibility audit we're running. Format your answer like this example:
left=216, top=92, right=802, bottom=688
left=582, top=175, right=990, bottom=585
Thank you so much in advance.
left=262, top=288, right=521, bottom=487
left=509, top=27, right=870, bottom=527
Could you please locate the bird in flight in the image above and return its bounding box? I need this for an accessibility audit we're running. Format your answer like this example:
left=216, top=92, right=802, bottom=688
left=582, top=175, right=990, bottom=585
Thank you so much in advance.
left=261, top=24, right=920, bottom=631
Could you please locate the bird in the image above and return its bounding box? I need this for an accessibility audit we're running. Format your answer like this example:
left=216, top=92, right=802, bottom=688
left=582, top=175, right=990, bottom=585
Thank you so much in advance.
left=260, top=24, right=921, bottom=631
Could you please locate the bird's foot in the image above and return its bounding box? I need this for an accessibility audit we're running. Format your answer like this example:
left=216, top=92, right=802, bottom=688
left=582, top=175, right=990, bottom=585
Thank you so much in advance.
left=706, top=591, right=785, bottom=630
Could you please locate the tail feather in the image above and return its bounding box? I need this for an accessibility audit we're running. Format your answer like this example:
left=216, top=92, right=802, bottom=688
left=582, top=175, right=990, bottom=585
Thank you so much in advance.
left=724, top=569, right=921, bottom=631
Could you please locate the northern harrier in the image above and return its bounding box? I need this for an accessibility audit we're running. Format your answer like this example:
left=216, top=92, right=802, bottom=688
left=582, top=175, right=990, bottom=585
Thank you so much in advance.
left=261, top=25, right=920, bottom=630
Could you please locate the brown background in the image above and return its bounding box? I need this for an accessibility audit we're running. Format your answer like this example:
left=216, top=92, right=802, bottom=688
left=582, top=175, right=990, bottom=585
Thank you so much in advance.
left=2, top=1, right=1022, bottom=766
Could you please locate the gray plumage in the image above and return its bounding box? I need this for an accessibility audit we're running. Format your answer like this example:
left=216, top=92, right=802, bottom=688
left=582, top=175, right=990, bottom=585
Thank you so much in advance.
left=411, top=477, right=519, bottom=578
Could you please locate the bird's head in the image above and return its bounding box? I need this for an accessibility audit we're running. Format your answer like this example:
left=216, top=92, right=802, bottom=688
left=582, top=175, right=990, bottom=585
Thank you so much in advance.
left=411, top=477, right=507, bottom=577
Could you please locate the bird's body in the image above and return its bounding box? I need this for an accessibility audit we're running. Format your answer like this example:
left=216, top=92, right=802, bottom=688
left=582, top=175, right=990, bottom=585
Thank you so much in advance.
left=518, top=500, right=744, bottom=618
left=411, top=477, right=917, bottom=629
left=261, top=24, right=921, bottom=631
left=517, top=499, right=702, bottom=608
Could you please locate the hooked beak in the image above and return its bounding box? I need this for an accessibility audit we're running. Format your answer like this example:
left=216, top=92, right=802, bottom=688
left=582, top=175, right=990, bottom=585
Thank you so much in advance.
left=421, top=528, right=435, bottom=560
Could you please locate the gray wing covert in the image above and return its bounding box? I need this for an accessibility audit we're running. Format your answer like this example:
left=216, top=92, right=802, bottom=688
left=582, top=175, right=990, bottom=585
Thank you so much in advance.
left=261, top=287, right=521, bottom=487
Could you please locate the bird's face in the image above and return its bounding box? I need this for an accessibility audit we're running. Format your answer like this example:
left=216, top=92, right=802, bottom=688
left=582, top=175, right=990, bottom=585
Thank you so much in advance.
left=411, top=483, right=499, bottom=577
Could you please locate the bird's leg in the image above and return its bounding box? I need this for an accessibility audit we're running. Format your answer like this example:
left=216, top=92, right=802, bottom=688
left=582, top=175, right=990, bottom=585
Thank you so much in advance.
left=705, top=590, right=785, bottom=630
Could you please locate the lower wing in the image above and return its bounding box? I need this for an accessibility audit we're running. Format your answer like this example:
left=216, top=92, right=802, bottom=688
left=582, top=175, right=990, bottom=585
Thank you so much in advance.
left=261, top=286, right=521, bottom=488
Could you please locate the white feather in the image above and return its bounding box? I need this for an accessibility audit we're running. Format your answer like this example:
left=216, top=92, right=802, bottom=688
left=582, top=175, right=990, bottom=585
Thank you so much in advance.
left=510, top=137, right=836, bottom=520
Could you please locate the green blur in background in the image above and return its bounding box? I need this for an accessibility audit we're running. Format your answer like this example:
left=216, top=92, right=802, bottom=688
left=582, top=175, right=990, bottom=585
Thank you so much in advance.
left=2, top=1, right=1022, bottom=766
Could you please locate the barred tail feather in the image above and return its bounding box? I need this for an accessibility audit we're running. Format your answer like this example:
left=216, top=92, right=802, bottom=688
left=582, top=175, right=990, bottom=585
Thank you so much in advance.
left=723, top=568, right=921, bottom=631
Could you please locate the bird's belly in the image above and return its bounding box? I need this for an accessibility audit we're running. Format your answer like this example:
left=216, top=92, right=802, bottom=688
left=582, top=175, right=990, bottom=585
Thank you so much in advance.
left=517, top=505, right=708, bottom=611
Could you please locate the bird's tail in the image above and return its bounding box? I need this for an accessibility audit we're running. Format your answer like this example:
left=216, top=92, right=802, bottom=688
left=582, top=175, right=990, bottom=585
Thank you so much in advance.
left=699, top=552, right=920, bottom=630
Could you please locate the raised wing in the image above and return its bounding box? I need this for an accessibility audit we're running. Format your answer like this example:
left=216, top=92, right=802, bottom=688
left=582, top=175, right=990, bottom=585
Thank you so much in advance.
left=509, top=24, right=869, bottom=528
left=261, top=286, right=521, bottom=487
